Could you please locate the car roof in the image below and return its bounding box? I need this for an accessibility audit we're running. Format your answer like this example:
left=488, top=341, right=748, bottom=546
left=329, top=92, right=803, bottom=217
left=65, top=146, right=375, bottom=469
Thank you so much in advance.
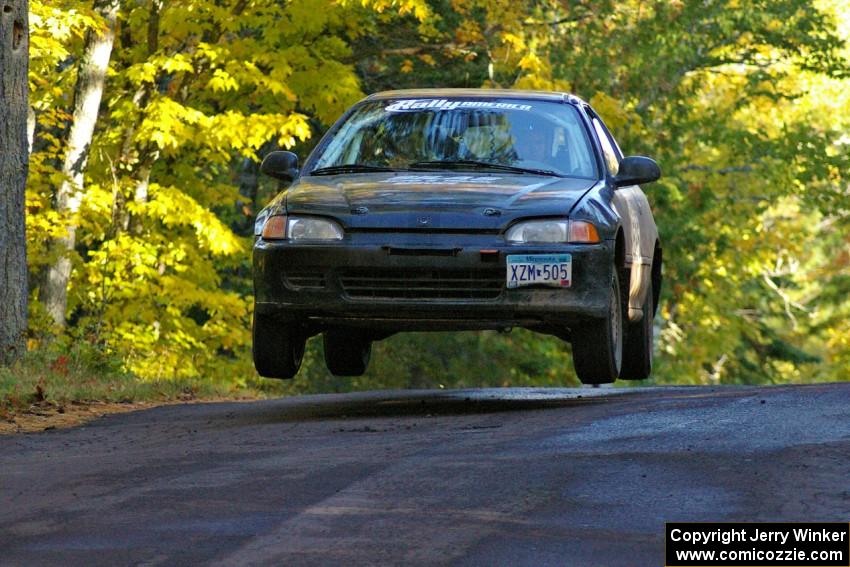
left=365, top=88, right=586, bottom=105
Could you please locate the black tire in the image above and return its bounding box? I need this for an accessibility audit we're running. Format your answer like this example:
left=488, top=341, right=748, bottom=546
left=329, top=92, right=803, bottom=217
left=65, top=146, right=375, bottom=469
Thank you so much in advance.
left=620, top=279, right=653, bottom=380
left=571, top=270, right=624, bottom=385
left=252, top=313, right=306, bottom=379
left=323, top=329, right=372, bottom=376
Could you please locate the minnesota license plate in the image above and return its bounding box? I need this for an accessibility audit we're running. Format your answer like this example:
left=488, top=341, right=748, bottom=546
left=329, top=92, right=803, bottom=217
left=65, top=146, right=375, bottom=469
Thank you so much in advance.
left=506, top=254, right=572, bottom=289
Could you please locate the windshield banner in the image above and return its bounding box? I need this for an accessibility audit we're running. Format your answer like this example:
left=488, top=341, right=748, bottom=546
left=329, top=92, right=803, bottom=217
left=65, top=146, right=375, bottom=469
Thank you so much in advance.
left=385, top=99, right=533, bottom=112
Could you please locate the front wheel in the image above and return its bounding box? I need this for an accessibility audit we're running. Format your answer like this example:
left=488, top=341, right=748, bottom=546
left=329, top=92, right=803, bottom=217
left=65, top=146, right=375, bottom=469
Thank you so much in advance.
left=323, top=329, right=372, bottom=376
left=571, top=270, right=624, bottom=385
left=253, top=313, right=306, bottom=379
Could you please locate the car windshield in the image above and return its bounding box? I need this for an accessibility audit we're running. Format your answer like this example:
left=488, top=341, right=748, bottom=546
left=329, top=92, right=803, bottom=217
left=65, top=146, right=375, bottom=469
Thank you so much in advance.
left=308, top=98, right=598, bottom=178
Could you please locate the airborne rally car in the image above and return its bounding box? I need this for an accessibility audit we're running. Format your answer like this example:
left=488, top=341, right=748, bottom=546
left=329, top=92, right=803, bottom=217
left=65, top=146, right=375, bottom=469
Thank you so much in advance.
left=253, top=89, right=662, bottom=385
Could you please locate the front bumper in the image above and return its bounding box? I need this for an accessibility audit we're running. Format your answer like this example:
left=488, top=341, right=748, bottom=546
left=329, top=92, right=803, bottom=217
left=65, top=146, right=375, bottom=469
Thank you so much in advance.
left=253, top=232, right=614, bottom=334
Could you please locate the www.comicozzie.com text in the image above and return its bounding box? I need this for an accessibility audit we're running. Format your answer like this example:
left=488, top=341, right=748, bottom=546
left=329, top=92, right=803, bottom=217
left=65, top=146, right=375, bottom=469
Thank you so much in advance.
left=669, top=527, right=848, bottom=546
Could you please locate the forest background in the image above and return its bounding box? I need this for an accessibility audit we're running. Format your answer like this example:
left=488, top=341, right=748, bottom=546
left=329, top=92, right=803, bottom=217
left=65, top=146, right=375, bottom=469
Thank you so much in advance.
left=4, top=0, right=850, bottom=407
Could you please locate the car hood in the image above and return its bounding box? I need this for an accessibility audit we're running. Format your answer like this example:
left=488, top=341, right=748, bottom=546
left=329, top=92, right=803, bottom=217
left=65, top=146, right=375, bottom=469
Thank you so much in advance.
left=283, top=172, right=598, bottom=230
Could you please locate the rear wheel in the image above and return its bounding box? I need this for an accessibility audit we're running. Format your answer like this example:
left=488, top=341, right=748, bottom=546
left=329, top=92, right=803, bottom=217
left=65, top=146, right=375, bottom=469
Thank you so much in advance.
left=323, top=329, right=372, bottom=376
left=571, top=270, right=623, bottom=385
left=620, top=279, right=653, bottom=380
left=252, top=313, right=306, bottom=379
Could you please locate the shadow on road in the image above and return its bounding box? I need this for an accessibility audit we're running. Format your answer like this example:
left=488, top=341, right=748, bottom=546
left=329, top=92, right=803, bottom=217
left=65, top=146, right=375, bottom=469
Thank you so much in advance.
left=221, top=387, right=648, bottom=426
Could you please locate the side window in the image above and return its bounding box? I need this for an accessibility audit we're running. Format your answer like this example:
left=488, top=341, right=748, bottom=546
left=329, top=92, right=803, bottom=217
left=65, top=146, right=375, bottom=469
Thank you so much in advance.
left=592, top=117, right=620, bottom=176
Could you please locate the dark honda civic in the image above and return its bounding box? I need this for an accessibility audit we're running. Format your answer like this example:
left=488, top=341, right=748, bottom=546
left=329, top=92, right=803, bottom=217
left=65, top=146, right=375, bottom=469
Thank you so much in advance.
left=253, top=89, right=662, bottom=385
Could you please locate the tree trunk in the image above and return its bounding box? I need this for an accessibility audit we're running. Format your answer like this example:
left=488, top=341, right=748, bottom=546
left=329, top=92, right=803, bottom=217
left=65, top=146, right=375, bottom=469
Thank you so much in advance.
left=127, top=162, right=152, bottom=234
left=111, top=2, right=159, bottom=236
left=237, top=156, right=260, bottom=234
left=42, top=0, right=119, bottom=327
left=26, top=105, right=35, bottom=155
left=0, top=0, right=29, bottom=365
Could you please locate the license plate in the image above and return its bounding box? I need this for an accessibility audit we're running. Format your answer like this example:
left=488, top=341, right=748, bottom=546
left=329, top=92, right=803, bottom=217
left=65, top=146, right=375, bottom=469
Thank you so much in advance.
left=506, top=254, right=572, bottom=289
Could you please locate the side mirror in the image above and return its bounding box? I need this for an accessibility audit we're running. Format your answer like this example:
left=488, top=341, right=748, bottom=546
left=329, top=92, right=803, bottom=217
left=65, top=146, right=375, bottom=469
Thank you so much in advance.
left=613, top=156, right=661, bottom=188
left=260, top=151, right=299, bottom=183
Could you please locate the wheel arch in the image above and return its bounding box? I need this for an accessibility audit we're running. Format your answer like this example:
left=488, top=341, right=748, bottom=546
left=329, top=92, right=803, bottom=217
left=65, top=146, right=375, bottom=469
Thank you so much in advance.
left=614, top=227, right=626, bottom=270
left=651, top=240, right=662, bottom=316
left=614, top=227, right=629, bottom=307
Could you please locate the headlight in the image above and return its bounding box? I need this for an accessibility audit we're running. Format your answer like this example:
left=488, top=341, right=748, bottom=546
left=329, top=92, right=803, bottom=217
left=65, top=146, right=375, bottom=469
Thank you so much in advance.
left=505, top=220, right=599, bottom=243
left=261, top=215, right=344, bottom=241
left=287, top=217, right=344, bottom=241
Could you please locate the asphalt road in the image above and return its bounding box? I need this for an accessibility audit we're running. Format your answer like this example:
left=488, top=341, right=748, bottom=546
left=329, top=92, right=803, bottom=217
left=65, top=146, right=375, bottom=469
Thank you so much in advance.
left=1, top=383, right=849, bottom=566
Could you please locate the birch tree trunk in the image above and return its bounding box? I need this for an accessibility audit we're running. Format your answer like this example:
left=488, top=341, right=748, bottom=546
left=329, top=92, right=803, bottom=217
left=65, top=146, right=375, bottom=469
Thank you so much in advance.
left=27, top=106, right=35, bottom=155
left=42, top=0, right=119, bottom=327
left=0, top=0, right=29, bottom=364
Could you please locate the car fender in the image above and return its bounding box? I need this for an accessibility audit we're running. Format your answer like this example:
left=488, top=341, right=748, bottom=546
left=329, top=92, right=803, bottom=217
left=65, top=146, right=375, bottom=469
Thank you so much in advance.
left=611, top=186, right=658, bottom=322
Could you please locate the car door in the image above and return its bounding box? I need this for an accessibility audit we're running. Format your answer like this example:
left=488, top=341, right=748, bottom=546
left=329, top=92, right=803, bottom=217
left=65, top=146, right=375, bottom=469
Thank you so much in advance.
left=586, top=106, right=657, bottom=323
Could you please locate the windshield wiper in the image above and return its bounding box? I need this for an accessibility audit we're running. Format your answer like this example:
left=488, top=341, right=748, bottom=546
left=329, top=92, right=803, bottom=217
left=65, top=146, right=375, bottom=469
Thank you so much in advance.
left=409, top=159, right=562, bottom=177
left=310, top=164, right=399, bottom=175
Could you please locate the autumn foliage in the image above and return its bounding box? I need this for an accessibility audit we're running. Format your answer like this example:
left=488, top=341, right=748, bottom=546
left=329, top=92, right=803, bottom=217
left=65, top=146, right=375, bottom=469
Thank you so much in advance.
left=23, top=0, right=850, bottom=388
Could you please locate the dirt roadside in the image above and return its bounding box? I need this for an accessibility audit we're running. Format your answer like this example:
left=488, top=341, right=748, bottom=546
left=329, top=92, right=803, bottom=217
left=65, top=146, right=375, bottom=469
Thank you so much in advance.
left=0, top=396, right=258, bottom=434
left=0, top=401, right=170, bottom=434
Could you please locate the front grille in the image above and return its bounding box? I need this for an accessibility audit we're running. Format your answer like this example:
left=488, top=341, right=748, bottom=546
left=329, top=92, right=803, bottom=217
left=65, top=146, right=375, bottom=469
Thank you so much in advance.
left=340, top=268, right=504, bottom=301
left=284, top=270, right=326, bottom=290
